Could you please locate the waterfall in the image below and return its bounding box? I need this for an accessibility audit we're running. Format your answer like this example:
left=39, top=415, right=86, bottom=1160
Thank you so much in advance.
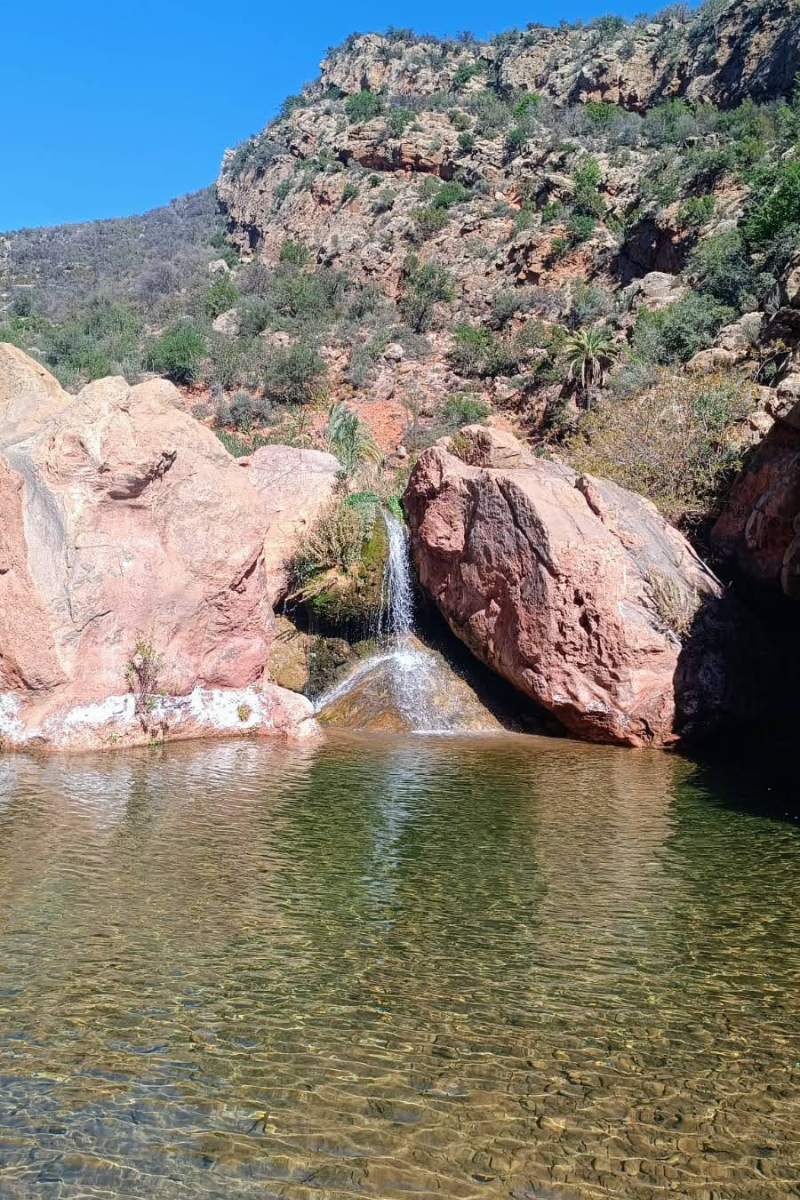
left=314, top=511, right=451, bottom=731
left=383, top=511, right=415, bottom=642
left=314, top=510, right=500, bottom=734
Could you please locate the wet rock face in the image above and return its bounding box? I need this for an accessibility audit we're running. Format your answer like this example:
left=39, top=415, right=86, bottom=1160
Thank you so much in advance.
left=315, top=636, right=503, bottom=734
left=0, top=348, right=315, bottom=750
left=404, top=431, right=755, bottom=747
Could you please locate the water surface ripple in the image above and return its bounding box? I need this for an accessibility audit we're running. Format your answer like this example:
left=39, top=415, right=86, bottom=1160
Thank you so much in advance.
left=0, top=734, right=797, bottom=1199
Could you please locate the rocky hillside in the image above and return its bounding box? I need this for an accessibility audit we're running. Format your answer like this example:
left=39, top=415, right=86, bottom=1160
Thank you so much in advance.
left=3, top=0, right=800, bottom=553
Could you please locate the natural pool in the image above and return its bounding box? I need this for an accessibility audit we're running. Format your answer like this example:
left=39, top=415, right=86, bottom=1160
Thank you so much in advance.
left=0, top=733, right=797, bottom=1200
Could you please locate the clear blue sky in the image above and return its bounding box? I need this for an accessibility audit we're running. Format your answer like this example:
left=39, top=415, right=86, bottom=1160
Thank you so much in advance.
left=2, top=0, right=667, bottom=231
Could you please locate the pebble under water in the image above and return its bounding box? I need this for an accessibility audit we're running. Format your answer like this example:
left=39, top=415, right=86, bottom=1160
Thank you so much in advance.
left=0, top=733, right=798, bottom=1199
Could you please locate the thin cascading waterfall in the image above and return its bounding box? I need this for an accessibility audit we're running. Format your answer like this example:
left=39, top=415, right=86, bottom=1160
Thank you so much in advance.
left=382, top=510, right=415, bottom=643
left=314, top=510, right=451, bottom=731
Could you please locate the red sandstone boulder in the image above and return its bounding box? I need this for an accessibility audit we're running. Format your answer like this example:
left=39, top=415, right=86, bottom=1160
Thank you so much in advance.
left=404, top=432, right=747, bottom=747
left=0, top=348, right=315, bottom=750
left=241, top=443, right=341, bottom=604
left=712, top=396, right=800, bottom=601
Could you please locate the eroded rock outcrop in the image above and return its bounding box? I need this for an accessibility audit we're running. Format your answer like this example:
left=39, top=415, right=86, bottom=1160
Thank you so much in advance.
left=0, top=348, right=315, bottom=750
left=404, top=431, right=754, bottom=747
left=712, top=397, right=800, bottom=601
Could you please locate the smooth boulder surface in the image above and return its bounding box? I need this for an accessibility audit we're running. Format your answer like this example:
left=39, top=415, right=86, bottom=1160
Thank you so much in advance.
left=404, top=433, right=748, bottom=747
left=0, top=348, right=315, bottom=750
left=242, top=444, right=341, bottom=604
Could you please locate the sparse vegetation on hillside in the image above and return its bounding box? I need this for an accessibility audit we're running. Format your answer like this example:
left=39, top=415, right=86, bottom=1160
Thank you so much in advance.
left=3, top=3, right=799, bottom=543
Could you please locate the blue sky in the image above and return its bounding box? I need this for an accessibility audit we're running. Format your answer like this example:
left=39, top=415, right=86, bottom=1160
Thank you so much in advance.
left=3, top=0, right=666, bottom=231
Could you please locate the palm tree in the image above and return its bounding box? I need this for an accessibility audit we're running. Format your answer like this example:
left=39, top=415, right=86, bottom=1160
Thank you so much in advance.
left=564, top=328, right=617, bottom=391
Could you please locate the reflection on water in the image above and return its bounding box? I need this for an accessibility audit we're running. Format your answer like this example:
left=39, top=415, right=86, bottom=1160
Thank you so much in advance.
left=0, top=734, right=798, bottom=1199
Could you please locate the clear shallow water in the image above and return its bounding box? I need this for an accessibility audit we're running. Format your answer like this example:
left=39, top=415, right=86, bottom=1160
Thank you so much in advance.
left=0, top=734, right=798, bottom=1200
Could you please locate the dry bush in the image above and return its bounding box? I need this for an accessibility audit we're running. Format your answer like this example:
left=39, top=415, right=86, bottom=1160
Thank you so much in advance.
left=289, top=496, right=374, bottom=592
left=567, top=371, right=756, bottom=523
left=647, top=570, right=700, bottom=640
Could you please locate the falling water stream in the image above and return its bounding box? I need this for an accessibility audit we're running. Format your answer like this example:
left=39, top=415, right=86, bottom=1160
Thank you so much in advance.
left=315, top=512, right=490, bottom=732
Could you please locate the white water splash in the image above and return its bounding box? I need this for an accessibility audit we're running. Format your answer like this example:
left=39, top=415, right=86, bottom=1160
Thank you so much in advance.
left=315, top=512, right=460, bottom=732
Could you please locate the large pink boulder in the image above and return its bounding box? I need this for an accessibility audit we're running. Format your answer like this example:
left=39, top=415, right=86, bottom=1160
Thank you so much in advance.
left=242, top=443, right=341, bottom=604
left=0, top=349, right=315, bottom=750
left=404, top=433, right=748, bottom=747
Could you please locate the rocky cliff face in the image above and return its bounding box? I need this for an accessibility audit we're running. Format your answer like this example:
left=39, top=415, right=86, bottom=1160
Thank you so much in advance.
left=211, top=0, right=800, bottom=460
left=218, top=0, right=799, bottom=300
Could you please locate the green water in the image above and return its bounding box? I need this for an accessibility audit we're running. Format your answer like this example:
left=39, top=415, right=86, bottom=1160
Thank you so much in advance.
left=0, top=733, right=798, bottom=1200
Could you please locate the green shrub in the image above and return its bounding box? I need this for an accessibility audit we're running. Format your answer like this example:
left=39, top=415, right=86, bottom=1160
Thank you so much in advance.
left=43, top=297, right=143, bottom=382
left=449, top=109, right=472, bottom=131
left=373, top=187, right=397, bottom=213
left=199, top=275, right=238, bottom=319
left=229, top=391, right=255, bottom=431
left=458, top=131, right=476, bottom=153
left=506, top=126, right=529, bottom=156
left=204, top=334, right=244, bottom=390
left=386, top=107, right=414, bottom=136
left=400, top=258, right=454, bottom=332
left=431, top=180, right=471, bottom=209
left=449, top=320, right=544, bottom=377
left=411, top=206, right=449, bottom=240
left=344, top=90, right=383, bottom=123
left=442, top=393, right=491, bottom=426
left=273, top=178, right=293, bottom=205
left=263, top=342, right=327, bottom=403
left=568, top=213, right=597, bottom=243
left=342, top=181, right=359, bottom=202
left=678, top=194, right=716, bottom=230
left=571, top=157, right=606, bottom=218
left=453, top=61, right=483, bottom=89
left=492, top=287, right=533, bottom=325
left=279, top=240, right=311, bottom=266
left=689, top=230, right=754, bottom=310
left=280, top=93, right=308, bottom=118
left=632, top=292, right=735, bottom=364
left=592, top=13, right=627, bottom=37
left=743, top=160, right=800, bottom=247
left=448, top=325, right=493, bottom=376
left=147, top=321, right=207, bottom=384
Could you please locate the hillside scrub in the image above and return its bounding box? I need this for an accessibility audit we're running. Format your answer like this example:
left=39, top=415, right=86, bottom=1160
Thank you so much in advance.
left=567, top=373, right=756, bottom=524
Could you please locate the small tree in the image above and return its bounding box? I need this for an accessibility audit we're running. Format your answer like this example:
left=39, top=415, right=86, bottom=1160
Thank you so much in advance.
left=564, top=328, right=617, bottom=390
left=400, top=257, right=454, bottom=332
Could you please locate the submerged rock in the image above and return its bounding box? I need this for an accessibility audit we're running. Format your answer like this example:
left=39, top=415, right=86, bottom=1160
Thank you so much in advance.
left=0, top=347, right=315, bottom=751
left=404, top=430, right=755, bottom=747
